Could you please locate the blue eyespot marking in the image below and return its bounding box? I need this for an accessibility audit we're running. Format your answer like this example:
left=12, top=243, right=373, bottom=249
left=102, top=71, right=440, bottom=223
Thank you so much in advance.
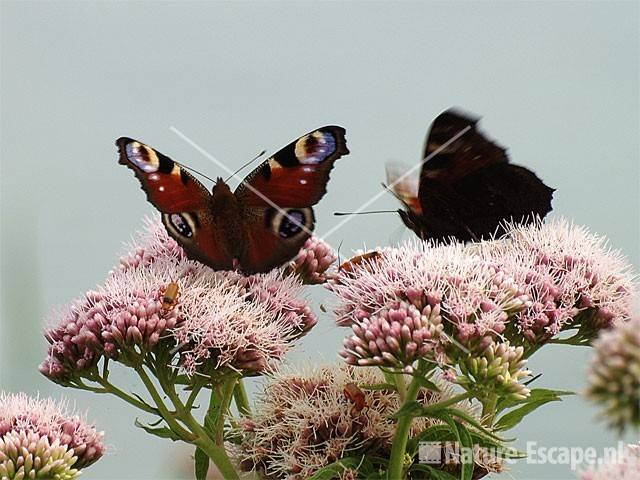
left=295, top=131, right=337, bottom=165
left=278, top=209, right=305, bottom=238
left=126, top=142, right=159, bottom=173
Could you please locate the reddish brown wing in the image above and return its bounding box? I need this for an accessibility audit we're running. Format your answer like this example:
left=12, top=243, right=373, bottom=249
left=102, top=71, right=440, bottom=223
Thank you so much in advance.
left=240, top=206, right=315, bottom=274
left=410, top=109, right=553, bottom=242
left=234, top=127, right=348, bottom=273
left=420, top=109, right=508, bottom=183
left=117, top=137, right=210, bottom=212
left=117, top=137, right=234, bottom=270
left=235, top=126, right=349, bottom=208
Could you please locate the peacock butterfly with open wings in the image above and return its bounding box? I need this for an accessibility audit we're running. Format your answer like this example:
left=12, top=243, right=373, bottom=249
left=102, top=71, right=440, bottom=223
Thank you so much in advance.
left=386, top=108, right=554, bottom=242
left=117, top=127, right=348, bottom=274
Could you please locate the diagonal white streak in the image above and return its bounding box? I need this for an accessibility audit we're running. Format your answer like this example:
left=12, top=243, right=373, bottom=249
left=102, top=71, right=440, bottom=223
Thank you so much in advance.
left=171, top=124, right=471, bottom=248
left=171, top=125, right=473, bottom=355
left=169, top=126, right=315, bottom=237
left=316, top=125, right=472, bottom=242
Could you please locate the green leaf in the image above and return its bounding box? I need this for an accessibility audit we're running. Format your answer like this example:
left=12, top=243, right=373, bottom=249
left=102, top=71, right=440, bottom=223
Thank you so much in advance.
left=308, top=456, right=365, bottom=480
left=415, top=376, right=441, bottom=392
left=497, top=388, right=574, bottom=412
left=435, top=407, right=505, bottom=443
left=495, top=399, right=559, bottom=431
left=409, top=464, right=458, bottom=480
left=390, top=401, right=423, bottom=419
left=443, top=417, right=474, bottom=480
left=407, top=424, right=454, bottom=453
left=134, top=418, right=181, bottom=441
left=194, top=447, right=209, bottom=480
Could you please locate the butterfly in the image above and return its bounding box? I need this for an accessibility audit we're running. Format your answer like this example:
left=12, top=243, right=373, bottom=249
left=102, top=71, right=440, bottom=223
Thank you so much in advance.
left=386, top=108, right=554, bottom=242
left=117, top=127, right=348, bottom=274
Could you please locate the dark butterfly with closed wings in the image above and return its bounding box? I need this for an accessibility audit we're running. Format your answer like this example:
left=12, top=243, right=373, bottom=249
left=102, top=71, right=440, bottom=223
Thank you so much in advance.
left=386, top=108, right=554, bottom=242
left=117, top=127, right=348, bottom=274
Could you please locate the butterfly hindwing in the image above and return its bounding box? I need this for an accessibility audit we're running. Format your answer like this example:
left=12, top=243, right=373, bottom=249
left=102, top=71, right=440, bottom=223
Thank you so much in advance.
left=385, top=161, right=422, bottom=215
left=239, top=206, right=315, bottom=274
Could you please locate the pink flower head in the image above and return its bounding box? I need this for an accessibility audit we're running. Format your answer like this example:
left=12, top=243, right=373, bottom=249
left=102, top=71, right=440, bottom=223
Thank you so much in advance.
left=330, top=242, right=528, bottom=353
left=339, top=299, right=444, bottom=372
left=580, top=443, right=640, bottom=480
left=117, top=215, right=185, bottom=271
left=172, top=269, right=316, bottom=375
left=491, top=219, right=636, bottom=343
left=285, top=236, right=337, bottom=284
left=41, top=217, right=317, bottom=381
left=238, top=364, right=497, bottom=480
left=0, top=392, right=104, bottom=475
left=587, top=315, right=640, bottom=432
left=329, top=219, right=636, bottom=356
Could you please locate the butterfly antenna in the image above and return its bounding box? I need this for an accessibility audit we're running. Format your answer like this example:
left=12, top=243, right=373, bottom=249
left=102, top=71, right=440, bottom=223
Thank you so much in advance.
left=381, top=182, right=411, bottom=209
left=334, top=210, right=397, bottom=216
left=225, top=149, right=267, bottom=183
left=174, top=162, right=217, bottom=184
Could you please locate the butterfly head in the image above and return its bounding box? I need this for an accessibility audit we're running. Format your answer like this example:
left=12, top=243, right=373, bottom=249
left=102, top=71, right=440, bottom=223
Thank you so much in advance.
left=211, top=177, right=232, bottom=194
left=398, top=208, right=427, bottom=240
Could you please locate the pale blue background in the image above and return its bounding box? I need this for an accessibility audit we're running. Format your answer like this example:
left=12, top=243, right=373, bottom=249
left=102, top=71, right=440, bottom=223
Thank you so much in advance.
left=1, top=1, right=638, bottom=479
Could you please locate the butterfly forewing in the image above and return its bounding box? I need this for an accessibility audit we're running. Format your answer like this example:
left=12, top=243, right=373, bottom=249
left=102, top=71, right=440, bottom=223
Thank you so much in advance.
left=235, top=126, right=349, bottom=208
left=117, top=137, right=234, bottom=270
left=391, top=108, right=554, bottom=242
left=117, top=137, right=210, bottom=212
left=234, top=126, right=348, bottom=273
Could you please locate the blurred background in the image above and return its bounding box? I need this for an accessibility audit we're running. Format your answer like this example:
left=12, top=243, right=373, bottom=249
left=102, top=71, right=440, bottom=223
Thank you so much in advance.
left=1, top=2, right=638, bottom=479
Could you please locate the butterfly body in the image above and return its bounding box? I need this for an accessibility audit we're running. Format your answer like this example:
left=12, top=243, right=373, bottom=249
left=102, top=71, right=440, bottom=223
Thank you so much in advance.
left=388, top=109, right=554, bottom=242
left=118, top=127, right=348, bottom=273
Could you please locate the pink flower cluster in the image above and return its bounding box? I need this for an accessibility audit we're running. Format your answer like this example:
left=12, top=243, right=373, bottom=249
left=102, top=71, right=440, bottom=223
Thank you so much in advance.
left=0, top=393, right=104, bottom=471
left=238, top=364, right=499, bottom=480
left=580, top=443, right=640, bottom=480
left=587, top=315, right=640, bottom=432
left=485, top=220, right=636, bottom=343
left=41, top=217, right=317, bottom=381
left=330, top=220, right=635, bottom=364
left=286, top=236, right=337, bottom=284
left=340, top=299, right=444, bottom=372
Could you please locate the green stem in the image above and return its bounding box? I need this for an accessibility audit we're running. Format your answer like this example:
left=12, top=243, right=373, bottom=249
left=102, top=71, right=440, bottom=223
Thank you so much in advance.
left=134, top=364, right=193, bottom=440
left=480, top=395, right=498, bottom=427
left=191, top=435, right=239, bottom=480
left=233, top=378, right=252, bottom=417
left=73, top=374, right=159, bottom=415
left=387, top=375, right=422, bottom=480
left=93, top=376, right=159, bottom=415
left=176, top=390, right=239, bottom=480
left=213, top=377, right=237, bottom=446
left=150, top=363, right=240, bottom=480
left=422, top=392, right=473, bottom=415
left=185, top=383, right=204, bottom=411
left=394, top=374, right=408, bottom=402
